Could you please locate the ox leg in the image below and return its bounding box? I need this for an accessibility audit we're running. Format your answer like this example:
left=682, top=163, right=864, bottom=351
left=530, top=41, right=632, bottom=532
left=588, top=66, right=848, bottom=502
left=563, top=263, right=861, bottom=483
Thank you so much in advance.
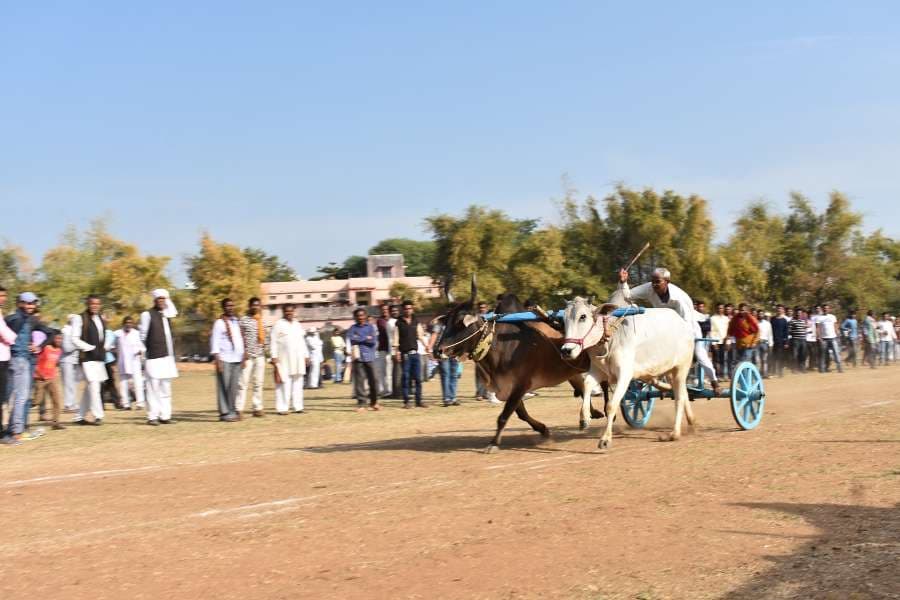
left=578, top=372, right=599, bottom=430
left=660, top=367, right=690, bottom=442
left=594, top=381, right=610, bottom=419
left=515, top=402, right=549, bottom=438
left=486, top=391, right=524, bottom=453
left=600, top=370, right=631, bottom=450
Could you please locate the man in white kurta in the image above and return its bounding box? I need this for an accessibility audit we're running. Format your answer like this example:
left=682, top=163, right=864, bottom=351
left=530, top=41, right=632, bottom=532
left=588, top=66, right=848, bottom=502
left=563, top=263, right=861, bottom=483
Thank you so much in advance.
left=70, top=296, right=109, bottom=425
left=617, top=267, right=720, bottom=392
left=60, top=315, right=80, bottom=411
left=139, top=289, right=179, bottom=425
left=269, top=304, right=308, bottom=414
left=115, top=316, right=146, bottom=409
left=305, top=328, right=324, bottom=389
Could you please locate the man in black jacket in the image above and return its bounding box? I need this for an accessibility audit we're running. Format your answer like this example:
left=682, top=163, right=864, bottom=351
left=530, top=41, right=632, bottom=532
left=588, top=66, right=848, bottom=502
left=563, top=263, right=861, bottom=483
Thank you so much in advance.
left=70, top=295, right=109, bottom=425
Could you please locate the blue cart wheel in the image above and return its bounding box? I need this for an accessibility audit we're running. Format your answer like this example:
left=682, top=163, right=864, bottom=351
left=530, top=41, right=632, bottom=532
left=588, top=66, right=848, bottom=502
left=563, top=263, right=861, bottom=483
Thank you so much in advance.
left=730, top=361, right=765, bottom=430
left=620, top=380, right=657, bottom=429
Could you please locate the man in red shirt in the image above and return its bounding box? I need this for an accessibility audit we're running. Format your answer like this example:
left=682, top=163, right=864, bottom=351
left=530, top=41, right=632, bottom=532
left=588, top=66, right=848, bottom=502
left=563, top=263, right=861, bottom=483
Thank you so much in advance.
left=727, top=303, right=760, bottom=364
left=33, top=332, right=66, bottom=430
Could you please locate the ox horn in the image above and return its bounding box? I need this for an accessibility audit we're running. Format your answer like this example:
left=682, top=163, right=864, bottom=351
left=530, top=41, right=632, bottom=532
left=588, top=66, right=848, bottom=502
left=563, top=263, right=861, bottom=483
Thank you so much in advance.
left=444, top=275, right=455, bottom=303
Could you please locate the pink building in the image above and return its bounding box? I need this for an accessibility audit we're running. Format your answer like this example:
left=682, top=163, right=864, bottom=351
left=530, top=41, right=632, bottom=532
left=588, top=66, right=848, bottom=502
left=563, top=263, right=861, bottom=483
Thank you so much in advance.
left=260, top=254, right=439, bottom=330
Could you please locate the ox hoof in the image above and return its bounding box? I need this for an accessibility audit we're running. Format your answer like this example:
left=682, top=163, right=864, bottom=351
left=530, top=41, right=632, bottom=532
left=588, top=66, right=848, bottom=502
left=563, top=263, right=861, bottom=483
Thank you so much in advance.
left=579, top=419, right=588, bottom=431
left=484, top=445, right=500, bottom=454
left=539, top=429, right=551, bottom=439
left=597, top=438, right=611, bottom=450
left=658, top=432, right=680, bottom=442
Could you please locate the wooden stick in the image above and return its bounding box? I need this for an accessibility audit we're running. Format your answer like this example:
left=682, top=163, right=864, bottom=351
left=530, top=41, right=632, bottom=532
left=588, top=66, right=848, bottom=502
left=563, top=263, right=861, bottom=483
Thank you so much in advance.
left=623, top=242, right=650, bottom=272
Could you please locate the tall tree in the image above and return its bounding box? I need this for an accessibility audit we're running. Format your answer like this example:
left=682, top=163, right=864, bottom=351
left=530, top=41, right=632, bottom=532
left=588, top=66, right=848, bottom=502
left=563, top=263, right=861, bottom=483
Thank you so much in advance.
left=185, top=233, right=264, bottom=325
left=0, top=244, right=33, bottom=304
left=243, top=247, right=298, bottom=282
left=37, top=220, right=171, bottom=324
left=368, top=238, right=436, bottom=277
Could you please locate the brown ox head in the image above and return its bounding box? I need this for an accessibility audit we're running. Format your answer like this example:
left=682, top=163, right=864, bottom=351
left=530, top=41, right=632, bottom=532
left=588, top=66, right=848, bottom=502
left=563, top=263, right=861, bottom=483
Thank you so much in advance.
left=434, top=274, right=485, bottom=359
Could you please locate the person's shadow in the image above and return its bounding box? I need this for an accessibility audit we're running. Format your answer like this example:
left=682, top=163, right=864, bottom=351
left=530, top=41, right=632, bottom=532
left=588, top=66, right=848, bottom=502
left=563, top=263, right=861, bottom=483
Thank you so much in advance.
left=722, top=500, right=900, bottom=598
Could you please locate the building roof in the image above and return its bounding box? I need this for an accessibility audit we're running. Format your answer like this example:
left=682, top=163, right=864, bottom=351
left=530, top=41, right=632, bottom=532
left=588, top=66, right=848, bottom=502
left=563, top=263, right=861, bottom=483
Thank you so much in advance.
left=261, top=276, right=436, bottom=295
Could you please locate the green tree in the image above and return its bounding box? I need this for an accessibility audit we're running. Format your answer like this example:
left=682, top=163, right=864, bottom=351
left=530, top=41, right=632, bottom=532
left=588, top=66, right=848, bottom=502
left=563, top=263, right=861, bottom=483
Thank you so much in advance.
left=37, top=220, right=171, bottom=324
left=312, top=255, right=367, bottom=280
left=185, top=233, right=264, bottom=325
left=0, top=244, right=33, bottom=305
left=368, top=238, right=436, bottom=276
left=243, top=247, right=298, bottom=282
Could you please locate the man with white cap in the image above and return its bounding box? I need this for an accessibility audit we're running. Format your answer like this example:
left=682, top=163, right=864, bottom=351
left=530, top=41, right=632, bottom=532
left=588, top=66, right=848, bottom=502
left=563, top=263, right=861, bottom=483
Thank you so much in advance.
left=305, top=327, right=324, bottom=389
left=69, top=295, right=109, bottom=425
left=139, top=289, right=179, bottom=425
left=617, top=267, right=720, bottom=394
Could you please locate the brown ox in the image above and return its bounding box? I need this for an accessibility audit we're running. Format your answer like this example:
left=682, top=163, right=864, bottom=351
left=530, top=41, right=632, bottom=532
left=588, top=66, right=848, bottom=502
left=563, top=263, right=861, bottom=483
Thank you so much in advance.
left=435, top=277, right=603, bottom=453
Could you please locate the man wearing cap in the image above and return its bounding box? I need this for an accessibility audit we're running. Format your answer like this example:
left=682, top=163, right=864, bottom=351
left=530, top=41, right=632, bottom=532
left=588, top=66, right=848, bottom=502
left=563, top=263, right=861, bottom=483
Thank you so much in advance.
left=139, top=289, right=179, bottom=425
left=3, top=292, right=54, bottom=442
left=617, top=267, right=720, bottom=393
left=69, top=295, right=110, bottom=425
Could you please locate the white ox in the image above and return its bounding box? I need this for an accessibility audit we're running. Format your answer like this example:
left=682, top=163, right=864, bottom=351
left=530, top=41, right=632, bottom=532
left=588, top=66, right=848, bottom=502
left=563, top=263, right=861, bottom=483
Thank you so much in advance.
left=560, top=297, right=696, bottom=449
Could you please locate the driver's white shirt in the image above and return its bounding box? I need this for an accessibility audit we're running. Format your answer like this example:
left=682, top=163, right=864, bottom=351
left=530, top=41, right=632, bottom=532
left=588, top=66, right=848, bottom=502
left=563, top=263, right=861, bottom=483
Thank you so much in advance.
left=617, top=281, right=702, bottom=337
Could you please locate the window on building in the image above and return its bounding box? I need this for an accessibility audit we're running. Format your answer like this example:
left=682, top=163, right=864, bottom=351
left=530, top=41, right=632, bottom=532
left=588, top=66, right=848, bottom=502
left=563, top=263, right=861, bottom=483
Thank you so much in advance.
left=305, top=294, right=311, bottom=299
left=320, top=293, right=327, bottom=298
left=269, top=295, right=276, bottom=300
left=287, top=294, right=293, bottom=299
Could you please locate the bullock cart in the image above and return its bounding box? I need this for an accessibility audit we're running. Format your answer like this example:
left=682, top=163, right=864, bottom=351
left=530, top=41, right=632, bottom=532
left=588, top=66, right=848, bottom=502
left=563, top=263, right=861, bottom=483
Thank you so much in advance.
left=484, top=310, right=766, bottom=432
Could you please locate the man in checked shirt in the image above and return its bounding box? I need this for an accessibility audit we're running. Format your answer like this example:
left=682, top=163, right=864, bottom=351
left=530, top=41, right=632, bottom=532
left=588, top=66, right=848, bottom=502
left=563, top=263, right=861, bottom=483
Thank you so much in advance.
left=237, top=297, right=267, bottom=417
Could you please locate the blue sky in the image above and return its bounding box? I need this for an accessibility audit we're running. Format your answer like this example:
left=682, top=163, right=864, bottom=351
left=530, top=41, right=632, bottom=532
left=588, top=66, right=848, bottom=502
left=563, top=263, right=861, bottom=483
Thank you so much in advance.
left=3, top=2, right=899, bottom=283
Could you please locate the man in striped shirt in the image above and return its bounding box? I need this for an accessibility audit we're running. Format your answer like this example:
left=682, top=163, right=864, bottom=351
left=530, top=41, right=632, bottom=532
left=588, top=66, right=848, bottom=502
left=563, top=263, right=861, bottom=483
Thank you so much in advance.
left=789, top=308, right=809, bottom=373
left=237, top=297, right=266, bottom=417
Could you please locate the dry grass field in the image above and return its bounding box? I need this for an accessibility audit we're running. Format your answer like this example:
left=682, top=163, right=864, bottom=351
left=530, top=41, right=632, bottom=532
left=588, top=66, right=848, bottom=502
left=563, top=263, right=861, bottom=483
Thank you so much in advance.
left=1, top=362, right=898, bottom=599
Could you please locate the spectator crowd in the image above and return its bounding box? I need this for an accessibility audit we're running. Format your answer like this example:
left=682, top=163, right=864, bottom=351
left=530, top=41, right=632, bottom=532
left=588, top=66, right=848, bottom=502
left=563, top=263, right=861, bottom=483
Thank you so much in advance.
left=2, top=284, right=898, bottom=446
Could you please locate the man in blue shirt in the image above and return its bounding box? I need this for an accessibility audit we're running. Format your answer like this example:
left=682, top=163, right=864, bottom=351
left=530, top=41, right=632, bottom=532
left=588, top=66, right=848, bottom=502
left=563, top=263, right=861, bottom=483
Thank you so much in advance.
left=770, top=304, right=790, bottom=378
left=348, top=308, right=379, bottom=412
left=841, top=310, right=859, bottom=368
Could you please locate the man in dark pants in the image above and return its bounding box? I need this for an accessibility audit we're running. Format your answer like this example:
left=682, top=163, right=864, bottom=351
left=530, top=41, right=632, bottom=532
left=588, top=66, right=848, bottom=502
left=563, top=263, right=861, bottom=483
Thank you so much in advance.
left=770, top=304, right=790, bottom=377
left=393, top=300, right=427, bottom=408
left=210, top=298, right=244, bottom=422
left=0, top=286, right=16, bottom=432
left=347, top=308, right=379, bottom=412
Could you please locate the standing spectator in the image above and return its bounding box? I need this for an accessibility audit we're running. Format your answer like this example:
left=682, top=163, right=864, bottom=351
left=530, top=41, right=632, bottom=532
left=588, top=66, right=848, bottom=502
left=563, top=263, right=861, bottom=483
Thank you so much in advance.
left=59, top=314, right=79, bottom=411
left=393, top=300, right=427, bottom=408
left=789, top=308, right=809, bottom=372
left=210, top=298, right=244, bottom=422
left=804, top=309, right=819, bottom=372
left=305, top=328, right=324, bottom=389
left=114, top=316, right=146, bottom=410
left=841, top=310, right=859, bottom=368
left=388, top=305, right=402, bottom=398
left=269, top=304, right=308, bottom=415
left=3, top=292, right=53, bottom=442
left=709, top=303, right=730, bottom=378
left=237, top=297, right=266, bottom=417
left=694, top=300, right=717, bottom=385
left=70, top=295, right=109, bottom=426
left=877, top=313, right=896, bottom=364
left=33, top=332, right=65, bottom=430
left=726, top=303, right=759, bottom=363
left=770, top=304, right=790, bottom=377
left=723, top=303, right=737, bottom=378
left=428, top=318, right=459, bottom=406
left=140, top=289, right=179, bottom=426
left=474, top=301, right=491, bottom=399
left=348, top=308, right=379, bottom=412
left=0, top=287, right=15, bottom=431
left=756, top=310, right=772, bottom=378
left=817, top=304, right=843, bottom=373
left=102, top=323, right=122, bottom=408
left=374, top=304, right=392, bottom=397
left=330, top=328, right=346, bottom=383
left=862, top=310, right=878, bottom=369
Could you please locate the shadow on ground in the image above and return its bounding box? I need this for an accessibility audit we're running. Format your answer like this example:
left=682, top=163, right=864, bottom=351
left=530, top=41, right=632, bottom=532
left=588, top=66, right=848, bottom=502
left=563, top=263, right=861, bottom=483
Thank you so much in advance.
left=722, top=500, right=900, bottom=599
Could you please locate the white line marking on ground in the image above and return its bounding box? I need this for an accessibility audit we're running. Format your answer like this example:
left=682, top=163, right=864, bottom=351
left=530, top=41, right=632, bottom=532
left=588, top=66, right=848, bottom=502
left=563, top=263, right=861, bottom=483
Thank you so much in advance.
left=860, top=400, right=895, bottom=408
left=1, top=466, right=162, bottom=487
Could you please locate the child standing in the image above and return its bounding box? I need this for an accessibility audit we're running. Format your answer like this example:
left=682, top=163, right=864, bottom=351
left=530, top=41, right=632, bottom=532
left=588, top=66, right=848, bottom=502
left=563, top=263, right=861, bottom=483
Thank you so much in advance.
left=33, top=333, right=66, bottom=430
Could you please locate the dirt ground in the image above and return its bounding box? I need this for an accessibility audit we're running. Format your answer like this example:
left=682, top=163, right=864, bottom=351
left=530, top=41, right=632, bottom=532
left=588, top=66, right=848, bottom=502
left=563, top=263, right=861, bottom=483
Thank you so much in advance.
left=1, top=362, right=898, bottom=600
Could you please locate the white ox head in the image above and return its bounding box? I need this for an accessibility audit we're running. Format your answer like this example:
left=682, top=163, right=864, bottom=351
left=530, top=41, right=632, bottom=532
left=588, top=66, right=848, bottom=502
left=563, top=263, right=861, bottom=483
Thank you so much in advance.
left=561, top=296, right=606, bottom=359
